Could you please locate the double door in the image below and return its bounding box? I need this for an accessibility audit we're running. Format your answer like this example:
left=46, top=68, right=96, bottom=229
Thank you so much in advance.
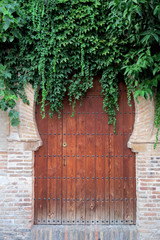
left=34, top=80, right=136, bottom=225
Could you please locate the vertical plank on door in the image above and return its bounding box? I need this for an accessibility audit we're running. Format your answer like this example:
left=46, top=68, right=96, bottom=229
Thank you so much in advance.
left=62, top=101, right=67, bottom=224
left=109, top=123, right=115, bottom=224
left=76, top=101, right=86, bottom=224
left=95, top=95, right=105, bottom=224
left=47, top=112, right=57, bottom=224
left=35, top=103, right=48, bottom=224
left=114, top=82, right=124, bottom=225
left=85, top=95, right=96, bottom=224
left=63, top=100, right=76, bottom=224
left=56, top=114, right=63, bottom=224
left=47, top=111, right=62, bottom=224
left=104, top=111, right=110, bottom=225
left=123, top=84, right=134, bottom=225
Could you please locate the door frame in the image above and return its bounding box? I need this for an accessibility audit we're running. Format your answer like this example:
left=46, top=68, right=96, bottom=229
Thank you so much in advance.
left=1, top=82, right=159, bottom=239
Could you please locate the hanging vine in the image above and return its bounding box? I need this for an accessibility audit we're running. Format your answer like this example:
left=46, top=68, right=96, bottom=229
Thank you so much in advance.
left=0, top=0, right=160, bottom=146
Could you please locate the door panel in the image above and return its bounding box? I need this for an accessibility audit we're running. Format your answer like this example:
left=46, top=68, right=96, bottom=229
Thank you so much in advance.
left=62, top=100, right=77, bottom=224
left=34, top=104, right=48, bottom=225
left=34, top=79, right=136, bottom=225
left=76, top=102, right=86, bottom=224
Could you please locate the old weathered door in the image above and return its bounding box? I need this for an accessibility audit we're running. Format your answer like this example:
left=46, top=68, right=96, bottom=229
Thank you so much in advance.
left=34, top=80, right=136, bottom=225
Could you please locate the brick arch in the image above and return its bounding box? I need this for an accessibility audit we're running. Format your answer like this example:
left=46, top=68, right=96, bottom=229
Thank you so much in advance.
left=128, top=95, right=155, bottom=149
left=0, top=110, right=9, bottom=151
left=0, top=83, right=160, bottom=240
left=0, top=85, right=156, bottom=152
left=0, top=83, right=41, bottom=240
left=128, top=95, right=160, bottom=240
left=7, top=83, right=42, bottom=149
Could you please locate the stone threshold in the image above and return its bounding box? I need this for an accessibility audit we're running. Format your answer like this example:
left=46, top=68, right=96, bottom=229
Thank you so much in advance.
left=32, top=225, right=137, bottom=240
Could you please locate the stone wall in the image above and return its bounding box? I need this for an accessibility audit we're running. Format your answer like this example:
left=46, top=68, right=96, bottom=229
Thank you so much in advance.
left=0, top=84, right=160, bottom=240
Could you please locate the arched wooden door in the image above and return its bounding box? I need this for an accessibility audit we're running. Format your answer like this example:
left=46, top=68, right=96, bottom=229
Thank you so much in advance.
left=34, top=80, right=136, bottom=225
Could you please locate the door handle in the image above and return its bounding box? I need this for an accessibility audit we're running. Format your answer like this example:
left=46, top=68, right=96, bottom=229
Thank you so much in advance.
left=63, top=158, right=65, bottom=166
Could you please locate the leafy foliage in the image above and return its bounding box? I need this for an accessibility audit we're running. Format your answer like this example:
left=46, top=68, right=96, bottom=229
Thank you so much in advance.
left=0, top=0, right=22, bottom=42
left=0, top=0, right=160, bottom=145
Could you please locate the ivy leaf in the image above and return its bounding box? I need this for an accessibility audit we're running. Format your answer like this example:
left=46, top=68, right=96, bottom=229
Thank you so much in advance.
left=0, top=79, right=5, bottom=89
left=3, top=16, right=11, bottom=30
left=141, top=34, right=151, bottom=44
left=10, top=118, right=20, bottom=127
left=8, top=110, right=20, bottom=127
left=151, top=33, right=159, bottom=43
left=154, top=5, right=160, bottom=16
left=9, top=35, right=14, bottom=42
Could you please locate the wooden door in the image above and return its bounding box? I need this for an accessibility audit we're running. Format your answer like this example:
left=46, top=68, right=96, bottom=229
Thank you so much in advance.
left=34, top=79, right=136, bottom=225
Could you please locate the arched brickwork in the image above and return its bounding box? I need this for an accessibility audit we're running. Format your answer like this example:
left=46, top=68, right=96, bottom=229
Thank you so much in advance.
left=128, top=96, right=160, bottom=240
left=0, top=84, right=41, bottom=240
left=7, top=84, right=42, bottom=148
left=0, top=84, right=160, bottom=240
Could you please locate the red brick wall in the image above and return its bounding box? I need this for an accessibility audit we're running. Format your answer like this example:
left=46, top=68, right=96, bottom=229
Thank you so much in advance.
left=134, top=150, right=160, bottom=240
left=129, top=96, right=160, bottom=240
left=0, top=84, right=41, bottom=240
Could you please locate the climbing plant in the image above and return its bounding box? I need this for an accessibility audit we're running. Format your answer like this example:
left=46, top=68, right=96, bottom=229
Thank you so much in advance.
left=0, top=0, right=160, bottom=146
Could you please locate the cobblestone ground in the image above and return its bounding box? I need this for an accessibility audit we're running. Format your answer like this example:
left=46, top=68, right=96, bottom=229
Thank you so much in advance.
left=32, top=225, right=137, bottom=240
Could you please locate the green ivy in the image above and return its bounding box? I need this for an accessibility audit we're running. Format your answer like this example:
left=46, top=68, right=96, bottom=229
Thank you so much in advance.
left=0, top=0, right=160, bottom=146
